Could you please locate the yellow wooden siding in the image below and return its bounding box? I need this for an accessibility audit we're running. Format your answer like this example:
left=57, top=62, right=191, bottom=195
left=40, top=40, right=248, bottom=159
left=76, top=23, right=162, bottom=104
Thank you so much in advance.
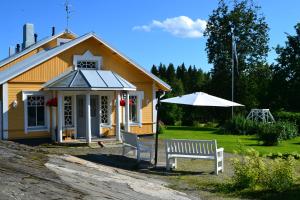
left=7, top=83, right=50, bottom=139
left=6, top=37, right=158, bottom=139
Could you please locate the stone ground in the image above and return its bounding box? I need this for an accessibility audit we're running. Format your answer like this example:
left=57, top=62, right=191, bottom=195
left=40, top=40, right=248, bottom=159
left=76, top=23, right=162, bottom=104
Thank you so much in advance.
left=0, top=139, right=200, bottom=200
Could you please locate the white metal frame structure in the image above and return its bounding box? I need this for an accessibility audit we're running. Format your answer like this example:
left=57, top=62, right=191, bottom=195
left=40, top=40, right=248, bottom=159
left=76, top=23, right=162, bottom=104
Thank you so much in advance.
left=246, top=109, right=275, bottom=123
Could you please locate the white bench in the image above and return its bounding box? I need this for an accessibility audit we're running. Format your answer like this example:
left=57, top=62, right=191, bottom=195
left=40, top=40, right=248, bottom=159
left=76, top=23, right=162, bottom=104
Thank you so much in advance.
left=165, top=139, right=224, bottom=175
left=121, top=131, right=155, bottom=163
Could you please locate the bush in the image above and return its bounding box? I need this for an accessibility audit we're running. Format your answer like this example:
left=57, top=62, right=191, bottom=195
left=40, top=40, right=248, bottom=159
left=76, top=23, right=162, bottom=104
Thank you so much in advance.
left=158, top=120, right=166, bottom=134
left=263, top=156, right=296, bottom=192
left=265, top=152, right=300, bottom=160
left=231, top=148, right=266, bottom=189
left=231, top=148, right=296, bottom=192
left=275, top=111, right=300, bottom=130
left=256, top=123, right=282, bottom=145
left=257, top=121, right=298, bottom=145
left=224, top=115, right=259, bottom=135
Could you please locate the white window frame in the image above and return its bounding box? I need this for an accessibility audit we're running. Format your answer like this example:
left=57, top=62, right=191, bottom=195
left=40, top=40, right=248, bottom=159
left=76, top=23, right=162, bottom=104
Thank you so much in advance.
left=63, top=95, right=75, bottom=129
left=100, top=95, right=112, bottom=128
left=57, top=38, right=71, bottom=46
left=22, top=91, right=50, bottom=133
left=73, top=50, right=102, bottom=70
left=128, top=91, right=144, bottom=127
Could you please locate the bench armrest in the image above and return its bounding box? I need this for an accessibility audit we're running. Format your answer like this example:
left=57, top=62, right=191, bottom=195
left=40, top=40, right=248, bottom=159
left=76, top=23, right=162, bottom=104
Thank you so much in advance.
left=216, top=148, right=224, bottom=153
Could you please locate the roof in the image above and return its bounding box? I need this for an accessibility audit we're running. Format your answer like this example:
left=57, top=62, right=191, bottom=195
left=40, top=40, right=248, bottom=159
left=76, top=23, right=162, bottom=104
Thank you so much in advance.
left=45, top=69, right=136, bottom=91
left=0, top=30, right=76, bottom=68
left=0, top=32, right=171, bottom=90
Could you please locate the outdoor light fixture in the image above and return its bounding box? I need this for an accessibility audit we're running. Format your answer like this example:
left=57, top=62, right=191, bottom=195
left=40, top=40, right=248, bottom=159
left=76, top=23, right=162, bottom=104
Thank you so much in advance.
left=12, top=100, right=18, bottom=108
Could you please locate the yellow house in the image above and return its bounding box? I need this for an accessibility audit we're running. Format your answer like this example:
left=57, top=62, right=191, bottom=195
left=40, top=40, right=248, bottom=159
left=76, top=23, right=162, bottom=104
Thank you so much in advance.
left=0, top=24, right=171, bottom=143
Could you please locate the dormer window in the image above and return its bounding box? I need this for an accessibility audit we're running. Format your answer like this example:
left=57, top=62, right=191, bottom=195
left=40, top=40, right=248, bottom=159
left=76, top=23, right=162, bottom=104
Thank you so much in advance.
left=57, top=38, right=71, bottom=46
left=73, top=50, right=102, bottom=70
left=77, top=60, right=97, bottom=69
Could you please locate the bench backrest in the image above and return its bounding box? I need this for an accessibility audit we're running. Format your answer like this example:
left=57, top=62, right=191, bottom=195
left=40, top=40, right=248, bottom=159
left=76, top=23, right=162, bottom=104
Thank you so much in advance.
left=165, top=139, right=217, bottom=157
left=121, top=131, right=138, bottom=148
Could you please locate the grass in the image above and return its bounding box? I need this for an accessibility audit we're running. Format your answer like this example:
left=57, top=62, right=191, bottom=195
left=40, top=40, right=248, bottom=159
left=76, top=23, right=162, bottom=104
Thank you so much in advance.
left=159, top=126, right=300, bottom=199
left=159, top=126, right=300, bottom=155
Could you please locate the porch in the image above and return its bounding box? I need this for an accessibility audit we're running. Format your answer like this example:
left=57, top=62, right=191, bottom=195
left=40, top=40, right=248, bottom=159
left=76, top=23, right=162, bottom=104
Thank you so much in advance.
left=45, top=69, right=137, bottom=143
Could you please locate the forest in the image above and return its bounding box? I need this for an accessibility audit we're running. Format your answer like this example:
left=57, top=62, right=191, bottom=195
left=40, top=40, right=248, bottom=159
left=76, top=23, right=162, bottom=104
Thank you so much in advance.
left=151, top=0, right=300, bottom=125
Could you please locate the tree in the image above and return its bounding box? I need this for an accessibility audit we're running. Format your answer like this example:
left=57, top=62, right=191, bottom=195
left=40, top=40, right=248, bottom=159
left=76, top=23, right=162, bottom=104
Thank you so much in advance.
left=151, top=65, right=159, bottom=76
left=270, top=23, right=300, bottom=111
left=204, top=0, right=269, bottom=109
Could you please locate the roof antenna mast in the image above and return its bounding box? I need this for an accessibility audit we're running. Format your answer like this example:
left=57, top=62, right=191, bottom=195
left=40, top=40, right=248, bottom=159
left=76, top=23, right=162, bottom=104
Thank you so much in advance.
left=64, top=0, right=71, bottom=32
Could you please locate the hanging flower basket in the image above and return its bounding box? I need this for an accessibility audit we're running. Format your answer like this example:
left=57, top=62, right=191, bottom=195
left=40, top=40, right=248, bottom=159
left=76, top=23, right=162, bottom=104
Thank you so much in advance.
left=46, top=97, right=57, bottom=107
left=120, top=99, right=134, bottom=107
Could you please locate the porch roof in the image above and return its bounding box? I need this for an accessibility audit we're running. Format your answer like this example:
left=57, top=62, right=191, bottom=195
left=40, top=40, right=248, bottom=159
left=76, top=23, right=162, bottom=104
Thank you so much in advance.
left=45, top=69, right=136, bottom=91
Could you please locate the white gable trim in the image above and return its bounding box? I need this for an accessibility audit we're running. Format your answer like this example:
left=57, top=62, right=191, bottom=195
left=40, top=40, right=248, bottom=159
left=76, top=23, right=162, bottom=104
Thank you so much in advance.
left=0, top=33, right=171, bottom=91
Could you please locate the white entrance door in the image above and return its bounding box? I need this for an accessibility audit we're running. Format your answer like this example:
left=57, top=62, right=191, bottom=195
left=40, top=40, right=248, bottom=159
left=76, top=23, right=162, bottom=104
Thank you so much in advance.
left=90, top=95, right=100, bottom=138
left=76, top=95, right=86, bottom=138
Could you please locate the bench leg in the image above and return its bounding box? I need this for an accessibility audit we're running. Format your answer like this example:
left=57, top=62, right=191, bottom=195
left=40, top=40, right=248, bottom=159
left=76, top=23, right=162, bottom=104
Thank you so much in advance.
left=221, top=159, right=224, bottom=173
left=215, top=160, right=219, bottom=175
left=173, top=158, right=177, bottom=169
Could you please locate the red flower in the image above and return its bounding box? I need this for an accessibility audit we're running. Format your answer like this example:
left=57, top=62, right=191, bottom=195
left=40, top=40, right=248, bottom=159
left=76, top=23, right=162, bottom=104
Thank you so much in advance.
left=46, top=98, right=57, bottom=107
left=120, top=99, right=134, bottom=106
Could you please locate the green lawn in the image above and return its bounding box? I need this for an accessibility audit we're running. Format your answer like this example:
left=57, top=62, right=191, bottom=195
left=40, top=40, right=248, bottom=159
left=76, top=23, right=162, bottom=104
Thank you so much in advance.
left=159, top=126, right=300, bottom=155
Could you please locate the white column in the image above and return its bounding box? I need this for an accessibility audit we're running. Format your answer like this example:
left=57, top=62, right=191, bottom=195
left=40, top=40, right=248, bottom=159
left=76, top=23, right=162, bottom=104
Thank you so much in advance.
left=125, top=91, right=130, bottom=132
left=51, top=107, right=57, bottom=141
left=86, top=93, right=91, bottom=143
left=72, top=95, right=77, bottom=139
left=57, top=93, right=63, bottom=143
left=2, top=83, right=8, bottom=140
left=116, top=91, right=121, bottom=140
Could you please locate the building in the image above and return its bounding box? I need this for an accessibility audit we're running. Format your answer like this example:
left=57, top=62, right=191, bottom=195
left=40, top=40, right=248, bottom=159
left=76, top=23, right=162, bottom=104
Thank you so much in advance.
left=0, top=24, right=171, bottom=143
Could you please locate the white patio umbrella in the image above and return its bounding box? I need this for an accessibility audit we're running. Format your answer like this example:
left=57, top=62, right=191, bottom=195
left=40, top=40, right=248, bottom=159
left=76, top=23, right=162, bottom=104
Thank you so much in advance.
left=161, top=92, right=244, bottom=107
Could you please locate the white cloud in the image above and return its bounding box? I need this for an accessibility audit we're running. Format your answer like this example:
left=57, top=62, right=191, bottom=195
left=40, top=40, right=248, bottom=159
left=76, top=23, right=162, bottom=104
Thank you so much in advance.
left=133, top=16, right=207, bottom=38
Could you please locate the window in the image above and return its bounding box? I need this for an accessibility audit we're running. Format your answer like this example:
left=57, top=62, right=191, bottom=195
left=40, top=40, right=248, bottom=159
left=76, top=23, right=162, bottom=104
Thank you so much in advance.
left=100, top=96, right=109, bottom=124
left=73, top=50, right=102, bottom=70
left=27, top=95, right=45, bottom=127
left=64, top=96, right=73, bottom=127
left=129, top=96, right=138, bottom=123
left=127, top=91, right=144, bottom=127
left=77, top=60, right=97, bottom=69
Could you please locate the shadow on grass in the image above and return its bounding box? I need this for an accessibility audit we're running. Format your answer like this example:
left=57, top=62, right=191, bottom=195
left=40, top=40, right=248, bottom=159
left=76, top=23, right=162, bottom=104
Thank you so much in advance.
left=76, top=153, right=208, bottom=176
left=201, top=182, right=300, bottom=200
left=166, top=126, right=218, bottom=132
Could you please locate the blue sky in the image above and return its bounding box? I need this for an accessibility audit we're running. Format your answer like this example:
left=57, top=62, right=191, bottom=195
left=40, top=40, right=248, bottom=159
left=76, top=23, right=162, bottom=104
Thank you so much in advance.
left=0, top=0, right=299, bottom=71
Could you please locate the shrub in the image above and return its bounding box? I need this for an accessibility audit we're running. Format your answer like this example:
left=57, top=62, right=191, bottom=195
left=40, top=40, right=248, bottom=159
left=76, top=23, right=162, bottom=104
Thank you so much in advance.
left=224, top=115, right=259, bottom=135
left=256, top=123, right=282, bottom=145
left=275, top=111, right=300, bottom=129
left=265, top=152, right=300, bottom=160
left=257, top=121, right=298, bottom=145
left=231, top=148, right=296, bottom=192
left=231, top=148, right=266, bottom=189
left=158, top=120, right=166, bottom=134
left=263, top=156, right=296, bottom=192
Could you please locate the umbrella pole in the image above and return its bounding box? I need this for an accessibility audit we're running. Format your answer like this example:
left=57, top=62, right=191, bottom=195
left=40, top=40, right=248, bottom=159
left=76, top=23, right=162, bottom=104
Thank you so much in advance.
left=154, top=90, right=163, bottom=167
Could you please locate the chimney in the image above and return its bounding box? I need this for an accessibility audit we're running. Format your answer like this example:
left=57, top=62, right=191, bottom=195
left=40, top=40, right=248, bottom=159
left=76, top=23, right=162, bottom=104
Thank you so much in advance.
left=16, top=44, right=20, bottom=53
left=22, top=23, right=35, bottom=49
left=52, top=26, right=55, bottom=36
left=9, top=46, right=15, bottom=56
left=34, top=33, right=38, bottom=43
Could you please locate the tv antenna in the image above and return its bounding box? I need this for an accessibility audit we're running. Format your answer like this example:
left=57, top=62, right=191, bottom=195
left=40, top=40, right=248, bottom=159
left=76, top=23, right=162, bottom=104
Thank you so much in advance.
left=64, top=0, right=72, bottom=32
